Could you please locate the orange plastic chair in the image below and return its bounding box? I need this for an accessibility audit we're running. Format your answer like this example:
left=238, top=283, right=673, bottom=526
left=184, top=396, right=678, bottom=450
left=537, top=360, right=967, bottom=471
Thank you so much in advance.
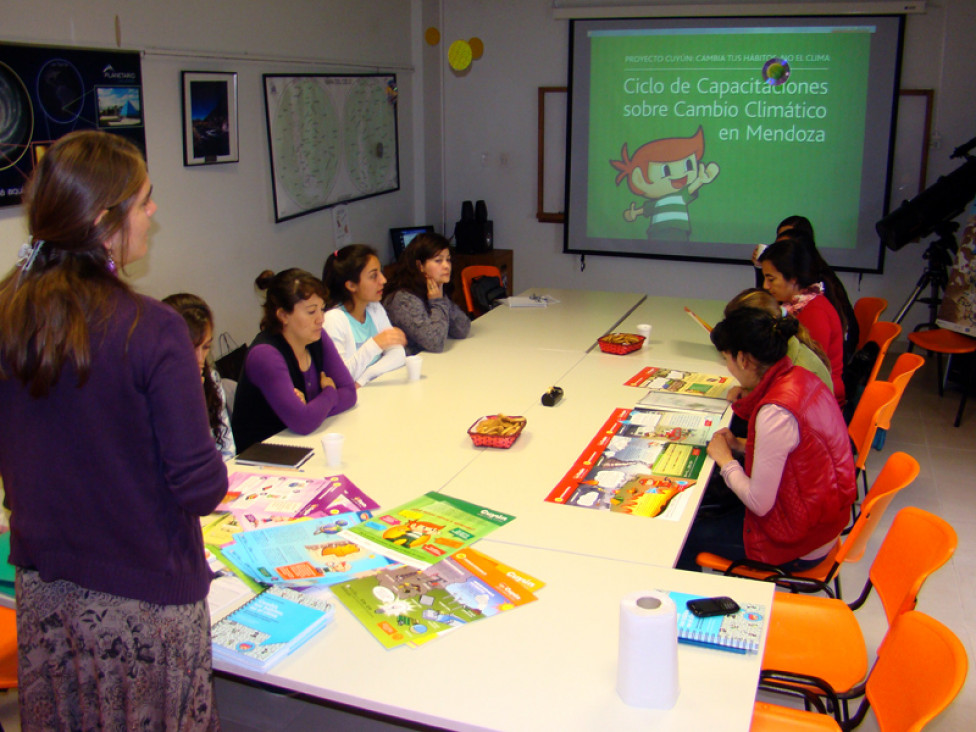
left=460, top=265, right=503, bottom=316
left=758, top=507, right=957, bottom=724
left=863, top=321, right=901, bottom=384
left=0, top=605, right=17, bottom=690
left=696, top=451, right=919, bottom=600
left=871, top=353, right=925, bottom=450
left=907, top=327, right=976, bottom=427
left=853, top=297, right=887, bottom=351
left=752, top=611, right=967, bottom=732
left=847, top=380, right=897, bottom=499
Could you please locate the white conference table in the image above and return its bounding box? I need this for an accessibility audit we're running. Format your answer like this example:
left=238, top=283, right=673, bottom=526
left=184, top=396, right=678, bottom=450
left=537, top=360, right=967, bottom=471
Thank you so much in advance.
left=219, top=288, right=768, bottom=731
left=217, top=542, right=773, bottom=732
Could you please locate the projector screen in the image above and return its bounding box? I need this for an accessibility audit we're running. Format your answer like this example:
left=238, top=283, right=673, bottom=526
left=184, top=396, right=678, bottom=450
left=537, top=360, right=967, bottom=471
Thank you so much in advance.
left=564, top=15, right=904, bottom=272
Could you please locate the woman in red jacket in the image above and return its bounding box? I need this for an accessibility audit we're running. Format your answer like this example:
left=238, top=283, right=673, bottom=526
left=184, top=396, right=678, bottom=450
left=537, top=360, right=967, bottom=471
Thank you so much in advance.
left=676, top=308, right=855, bottom=571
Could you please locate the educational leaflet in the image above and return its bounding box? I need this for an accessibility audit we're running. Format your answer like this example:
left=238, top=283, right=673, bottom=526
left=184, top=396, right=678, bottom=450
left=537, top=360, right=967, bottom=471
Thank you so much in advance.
left=342, top=493, right=516, bottom=569
left=635, top=389, right=729, bottom=416
left=546, top=408, right=713, bottom=519
left=219, top=513, right=392, bottom=588
left=668, top=591, right=766, bottom=654
left=625, top=365, right=733, bottom=399
left=211, top=585, right=336, bottom=672
left=331, top=547, right=540, bottom=650
left=219, top=472, right=380, bottom=530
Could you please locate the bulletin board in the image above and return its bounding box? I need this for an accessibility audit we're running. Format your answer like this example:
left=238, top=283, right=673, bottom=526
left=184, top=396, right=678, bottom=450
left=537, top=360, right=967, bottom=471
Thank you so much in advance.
left=263, top=73, right=400, bottom=222
left=0, top=42, right=145, bottom=208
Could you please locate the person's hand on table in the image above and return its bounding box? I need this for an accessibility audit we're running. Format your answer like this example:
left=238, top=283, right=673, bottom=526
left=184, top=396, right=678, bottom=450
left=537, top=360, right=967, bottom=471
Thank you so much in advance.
left=707, top=427, right=744, bottom=468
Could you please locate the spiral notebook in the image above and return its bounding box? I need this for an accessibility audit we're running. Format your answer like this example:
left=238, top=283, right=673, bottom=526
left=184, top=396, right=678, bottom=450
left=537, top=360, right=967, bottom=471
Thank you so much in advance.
left=234, top=442, right=314, bottom=470
left=668, top=591, right=766, bottom=654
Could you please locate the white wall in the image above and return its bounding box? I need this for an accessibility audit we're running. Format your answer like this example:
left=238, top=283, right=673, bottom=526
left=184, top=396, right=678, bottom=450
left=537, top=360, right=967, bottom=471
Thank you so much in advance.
left=0, top=0, right=418, bottom=343
left=436, top=0, right=976, bottom=338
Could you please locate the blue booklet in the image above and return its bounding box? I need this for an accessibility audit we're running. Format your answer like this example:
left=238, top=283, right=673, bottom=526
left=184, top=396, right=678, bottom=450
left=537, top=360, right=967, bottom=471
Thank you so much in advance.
left=211, top=585, right=335, bottom=672
left=668, top=591, right=766, bottom=654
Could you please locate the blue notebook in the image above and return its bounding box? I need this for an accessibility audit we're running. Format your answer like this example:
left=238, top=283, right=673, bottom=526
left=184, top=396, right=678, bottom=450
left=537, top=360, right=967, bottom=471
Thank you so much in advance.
left=668, top=591, right=766, bottom=654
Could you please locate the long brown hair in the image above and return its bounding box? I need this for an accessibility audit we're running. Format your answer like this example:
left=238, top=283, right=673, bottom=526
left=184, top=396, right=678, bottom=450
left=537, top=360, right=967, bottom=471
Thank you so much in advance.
left=383, top=233, right=453, bottom=313
left=0, top=131, right=147, bottom=397
left=163, top=293, right=227, bottom=445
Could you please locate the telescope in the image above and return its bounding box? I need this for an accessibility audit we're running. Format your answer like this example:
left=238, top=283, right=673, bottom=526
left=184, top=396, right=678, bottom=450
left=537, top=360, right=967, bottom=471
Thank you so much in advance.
left=877, top=154, right=976, bottom=252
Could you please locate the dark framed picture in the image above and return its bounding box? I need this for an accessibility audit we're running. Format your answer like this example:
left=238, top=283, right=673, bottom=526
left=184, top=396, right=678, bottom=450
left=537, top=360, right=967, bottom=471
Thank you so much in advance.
left=181, top=71, right=238, bottom=166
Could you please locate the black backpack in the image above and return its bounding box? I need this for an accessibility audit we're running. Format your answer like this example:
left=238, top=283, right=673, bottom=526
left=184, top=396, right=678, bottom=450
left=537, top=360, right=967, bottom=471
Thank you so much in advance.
left=469, top=275, right=507, bottom=313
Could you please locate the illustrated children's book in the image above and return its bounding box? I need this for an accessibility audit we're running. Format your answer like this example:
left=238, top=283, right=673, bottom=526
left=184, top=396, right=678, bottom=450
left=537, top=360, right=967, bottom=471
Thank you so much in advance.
left=211, top=585, right=336, bottom=672
left=668, top=591, right=766, bottom=654
left=546, top=408, right=704, bottom=519
left=343, top=492, right=516, bottom=569
left=625, top=365, right=732, bottom=399
left=332, top=548, right=540, bottom=649
left=635, top=389, right=729, bottom=416
left=219, top=512, right=391, bottom=587
left=219, top=472, right=380, bottom=530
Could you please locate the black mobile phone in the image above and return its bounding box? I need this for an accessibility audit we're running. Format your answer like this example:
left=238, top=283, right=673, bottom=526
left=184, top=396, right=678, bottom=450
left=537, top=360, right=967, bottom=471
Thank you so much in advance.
left=686, top=596, right=740, bottom=617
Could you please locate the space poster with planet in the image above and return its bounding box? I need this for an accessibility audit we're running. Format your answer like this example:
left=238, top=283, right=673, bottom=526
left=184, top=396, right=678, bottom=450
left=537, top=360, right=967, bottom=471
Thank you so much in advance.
left=0, top=42, right=144, bottom=208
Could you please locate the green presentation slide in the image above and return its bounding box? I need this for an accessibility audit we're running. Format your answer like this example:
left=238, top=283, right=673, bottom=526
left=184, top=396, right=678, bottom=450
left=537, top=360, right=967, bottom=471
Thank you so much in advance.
left=587, top=26, right=872, bottom=249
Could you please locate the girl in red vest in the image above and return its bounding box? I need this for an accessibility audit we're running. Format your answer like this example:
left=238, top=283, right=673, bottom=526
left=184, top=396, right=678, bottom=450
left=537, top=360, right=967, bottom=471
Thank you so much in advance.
left=676, top=308, right=856, bottom=571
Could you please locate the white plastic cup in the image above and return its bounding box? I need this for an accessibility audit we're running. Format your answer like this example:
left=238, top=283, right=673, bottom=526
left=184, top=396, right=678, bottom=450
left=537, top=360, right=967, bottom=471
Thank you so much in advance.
left=636, top=323, right=652, bottom=348
left=405, top=355, right=423, bottom=381
left=321, top=433, right=344, bottom=467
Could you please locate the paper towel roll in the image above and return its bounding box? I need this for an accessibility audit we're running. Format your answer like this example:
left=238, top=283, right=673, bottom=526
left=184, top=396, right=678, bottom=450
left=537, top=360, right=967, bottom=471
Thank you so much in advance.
left=616, top=590, right=679, bottom=709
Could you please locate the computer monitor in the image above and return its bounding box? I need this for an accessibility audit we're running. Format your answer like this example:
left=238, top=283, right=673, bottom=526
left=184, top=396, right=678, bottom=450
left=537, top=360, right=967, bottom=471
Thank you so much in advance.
left=389, top=225, right=434, bottom=260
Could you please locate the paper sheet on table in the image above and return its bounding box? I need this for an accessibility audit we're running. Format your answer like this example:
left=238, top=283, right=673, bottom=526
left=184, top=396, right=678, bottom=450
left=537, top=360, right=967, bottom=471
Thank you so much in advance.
left=504, top=295, right=559, bottom=308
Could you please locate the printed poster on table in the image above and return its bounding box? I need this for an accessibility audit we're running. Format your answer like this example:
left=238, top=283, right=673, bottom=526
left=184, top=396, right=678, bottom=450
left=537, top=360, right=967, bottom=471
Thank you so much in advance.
left=625, top=365, right=734, bottom=399
left=342, top=492, right=515, bottom=569
left=546, top=408, right=716, bottom=519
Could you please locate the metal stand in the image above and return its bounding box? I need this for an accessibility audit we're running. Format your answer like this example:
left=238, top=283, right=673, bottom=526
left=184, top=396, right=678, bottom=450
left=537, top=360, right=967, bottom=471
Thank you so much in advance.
left=893, top=221, right=958, bottom=328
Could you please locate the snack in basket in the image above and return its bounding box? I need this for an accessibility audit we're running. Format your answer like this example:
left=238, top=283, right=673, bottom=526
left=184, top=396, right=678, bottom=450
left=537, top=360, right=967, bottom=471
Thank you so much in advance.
left=602, top=333, right=643, bottom=346
left=474, top=414, right=526, bottom=436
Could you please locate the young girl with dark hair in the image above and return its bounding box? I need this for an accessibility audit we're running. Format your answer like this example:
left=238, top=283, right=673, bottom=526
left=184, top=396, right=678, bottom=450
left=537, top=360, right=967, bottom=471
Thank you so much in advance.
left=0, top=130, right=227, bottom=728
left=231, top=268, right=356, bottom=452
left=163, top=293, right=236, bottom=459
left=382, top=233, right=470, bottom=354
left=322, top=244, right=406, bottom=386
left=759, top=235, right=848, bottom=404
left=676, top=308, right=855, bottom=572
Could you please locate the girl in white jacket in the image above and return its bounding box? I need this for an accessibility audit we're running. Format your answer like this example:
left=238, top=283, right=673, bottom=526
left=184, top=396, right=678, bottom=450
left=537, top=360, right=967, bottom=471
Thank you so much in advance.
left=323, top=244, right=407, bottom=386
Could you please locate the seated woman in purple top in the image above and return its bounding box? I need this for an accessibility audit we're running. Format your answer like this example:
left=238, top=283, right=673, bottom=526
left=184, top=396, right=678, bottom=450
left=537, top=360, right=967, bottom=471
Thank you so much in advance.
left=232, top=268, right=356, bottom=452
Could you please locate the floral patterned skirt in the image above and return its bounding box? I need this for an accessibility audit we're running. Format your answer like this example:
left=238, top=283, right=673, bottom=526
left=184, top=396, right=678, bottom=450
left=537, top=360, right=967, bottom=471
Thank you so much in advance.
left=16, top=568, right=219, bottom=731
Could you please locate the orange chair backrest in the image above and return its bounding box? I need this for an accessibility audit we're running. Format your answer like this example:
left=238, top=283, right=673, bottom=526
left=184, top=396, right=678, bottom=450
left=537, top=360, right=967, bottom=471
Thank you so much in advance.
left=848, top=380, right=897, bottom=470
left=865, top=321, right=902, bottom=384
left=866, top=611, right=968, bottom=732
left=877, top=353, right=925, bottom=431
left=836, top=451, right=919, bottom=566
left=870, top=507, right=957, bottom=626
left=0, top=605, right=17, bottom=689
left=461, top=265, right=503, bottom=314
left=854, top=297, right=887, bottom=350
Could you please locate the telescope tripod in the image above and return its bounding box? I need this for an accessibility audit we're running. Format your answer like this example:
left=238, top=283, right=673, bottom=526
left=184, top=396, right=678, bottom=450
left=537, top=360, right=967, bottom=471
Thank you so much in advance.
left=893, top=222, right=958, bottom=328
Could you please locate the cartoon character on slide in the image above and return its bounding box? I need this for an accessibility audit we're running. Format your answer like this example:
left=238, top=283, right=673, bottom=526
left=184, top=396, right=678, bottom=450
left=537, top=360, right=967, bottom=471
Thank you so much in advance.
left=610, top=126, right=720, bottom=241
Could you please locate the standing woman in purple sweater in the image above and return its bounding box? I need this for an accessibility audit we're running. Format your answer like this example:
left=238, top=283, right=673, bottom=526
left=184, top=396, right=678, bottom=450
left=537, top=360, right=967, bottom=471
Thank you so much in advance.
left=0, top=131, right=228, bottom=729
left=231, top=268, right=357, bottom=452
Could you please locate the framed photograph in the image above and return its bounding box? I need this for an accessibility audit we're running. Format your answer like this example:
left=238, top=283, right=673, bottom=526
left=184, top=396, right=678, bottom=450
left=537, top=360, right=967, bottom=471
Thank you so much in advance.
left=182, top=71, right=238, bottom=166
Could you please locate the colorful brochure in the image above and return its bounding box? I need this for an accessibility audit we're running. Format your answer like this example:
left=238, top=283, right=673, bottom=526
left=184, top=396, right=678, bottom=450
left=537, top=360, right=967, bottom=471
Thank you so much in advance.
left=220, top=512, right=391, bottom=587
left=211, top=586, right=336, bottom=672
left=332, top=548, right=539, bottom=649
left=342, top=492, right=515, bottom=569
left=626, top=365, right=733, bottom=400
left=218, top=472, right=379, bottom=530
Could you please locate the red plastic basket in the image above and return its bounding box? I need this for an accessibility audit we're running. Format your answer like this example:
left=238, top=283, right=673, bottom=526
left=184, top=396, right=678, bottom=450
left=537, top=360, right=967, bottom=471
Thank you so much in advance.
left=468, top=415, right=526, bottom=449
left=597, top=333, right=645, bottom=354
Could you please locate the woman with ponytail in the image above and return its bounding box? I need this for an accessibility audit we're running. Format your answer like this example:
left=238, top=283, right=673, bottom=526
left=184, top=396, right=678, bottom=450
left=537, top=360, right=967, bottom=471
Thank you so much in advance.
left=0, top=131, right=227, bottom=728
left=676, top=308, right=855, bottom=572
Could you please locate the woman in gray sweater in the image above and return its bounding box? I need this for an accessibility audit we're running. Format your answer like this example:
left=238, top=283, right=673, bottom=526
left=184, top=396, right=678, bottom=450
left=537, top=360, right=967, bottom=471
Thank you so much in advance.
left=382, top=233, right=470, bottom=354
